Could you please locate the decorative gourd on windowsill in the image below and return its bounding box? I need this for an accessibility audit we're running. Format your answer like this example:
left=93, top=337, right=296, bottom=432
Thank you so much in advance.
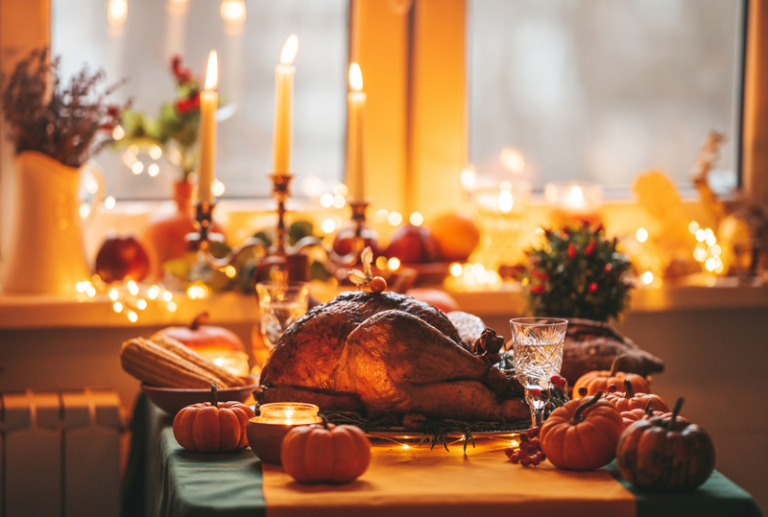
left=617, top=398, right=715, bottom=492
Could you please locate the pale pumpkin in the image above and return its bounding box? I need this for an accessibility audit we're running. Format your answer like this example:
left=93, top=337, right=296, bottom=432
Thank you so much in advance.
left=604, top=380, right=669, bottom=413
left=173, top=384, right=255, bottom=453
left=153, top=312, right=246, bottom=353
left=573, top=355, right=651, bottom=398
left=540, top=392, right=623, bottom=471
left=281, top=418, right=371, bottom=484
left=617, top=398, right=715, bottom=492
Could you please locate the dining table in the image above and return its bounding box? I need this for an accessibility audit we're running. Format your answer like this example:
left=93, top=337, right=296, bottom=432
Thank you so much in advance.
left=122, top=394, right=763, bottom=517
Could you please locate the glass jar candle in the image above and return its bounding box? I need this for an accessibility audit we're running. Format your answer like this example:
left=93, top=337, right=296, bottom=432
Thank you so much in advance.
left=257, top=403, right=321, bottom=425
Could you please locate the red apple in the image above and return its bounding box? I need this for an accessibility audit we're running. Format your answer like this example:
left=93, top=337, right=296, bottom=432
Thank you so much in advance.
left=406, top=288, right=460, bottom=313
left=95, top=234, right=150, bottom=283
left=386, top=224, right=440, bottom=264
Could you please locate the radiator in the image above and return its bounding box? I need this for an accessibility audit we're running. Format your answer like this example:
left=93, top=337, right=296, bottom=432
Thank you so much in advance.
left=1, top=390, right=123, bottom=517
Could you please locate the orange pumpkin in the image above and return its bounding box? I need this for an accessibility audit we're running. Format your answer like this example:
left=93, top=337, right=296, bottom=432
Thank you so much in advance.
left=617, top=398, right=715, bottom=492
left=620, top=400, right=688, bottom=430
left=173, top=384, right=255, bottom=453
left=572, top=355, right=651, bottom=398
left=540, top=392, right=623, bottom=471
left=281, top=418, right=371, bottom=484
left=604, top=380, right=669, bottom=413
left=153, top=312, right=245, bottom=353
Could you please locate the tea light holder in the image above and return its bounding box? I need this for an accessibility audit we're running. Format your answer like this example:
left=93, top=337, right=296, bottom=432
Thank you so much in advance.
left=246, top=402, right=322, bottom=464
left=545, top=182, right=603, bottom=228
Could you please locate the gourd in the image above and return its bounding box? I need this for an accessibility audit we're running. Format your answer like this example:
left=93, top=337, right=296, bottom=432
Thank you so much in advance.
left=173, top=384, right=255, bottom=453
left=154, top=312, right=246, bottom=353
left=604, top=380, right=669, bottom=413
left=281, top=418, right=371, bottom=484
left=573, top=355, right=651, bottom=398
left=617, top=398, right=715, bottom=492
left=540, top=392, right=623, bottom=471
left=620, top=400, right=687, bottom=430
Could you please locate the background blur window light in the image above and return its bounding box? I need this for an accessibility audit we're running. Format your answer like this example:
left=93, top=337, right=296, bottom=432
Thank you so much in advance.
left=467, top=0, right=745, bottom=195
left=53, top=0, right=348, bottom=200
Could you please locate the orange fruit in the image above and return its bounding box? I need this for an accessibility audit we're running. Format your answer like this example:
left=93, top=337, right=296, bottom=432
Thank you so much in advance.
left=429, top=213, right=480, bottom=262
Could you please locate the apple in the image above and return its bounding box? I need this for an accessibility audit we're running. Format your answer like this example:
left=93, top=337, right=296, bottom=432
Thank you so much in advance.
left=386, top=224, right=440, bottom=264
left=95, top=234, right=150, bottom=283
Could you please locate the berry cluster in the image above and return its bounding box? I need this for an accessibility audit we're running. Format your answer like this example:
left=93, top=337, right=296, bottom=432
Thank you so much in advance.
left=504, top=427, right=546, bottom=467
left=550, top=375, right=567, bottom=390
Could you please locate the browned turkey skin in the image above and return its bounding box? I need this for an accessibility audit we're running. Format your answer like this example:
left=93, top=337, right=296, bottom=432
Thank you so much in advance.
left=258, top=291, right=528, bottom=422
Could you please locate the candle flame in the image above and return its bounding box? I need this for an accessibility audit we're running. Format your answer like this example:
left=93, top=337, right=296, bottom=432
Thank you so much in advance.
left=349, top=62, right=363, bottom=91
left=569, top=185, right=584, bottom=205
left=205, top=50, right=218, bottom=91
left=281, top=35, right=299, bottom=65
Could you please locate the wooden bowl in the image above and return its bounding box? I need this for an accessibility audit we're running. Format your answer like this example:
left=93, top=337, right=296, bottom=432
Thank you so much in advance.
left=142, top=377, right=258, bottom=415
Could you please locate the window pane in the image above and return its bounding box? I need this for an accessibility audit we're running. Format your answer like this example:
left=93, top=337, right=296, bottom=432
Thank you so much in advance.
left=53, top=0, right=348, bottom=199
left=467, top=0, right=743, bottom=193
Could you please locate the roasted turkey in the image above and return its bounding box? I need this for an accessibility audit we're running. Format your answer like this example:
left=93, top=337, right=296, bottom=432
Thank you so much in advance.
left=257, top=291, right=529, bottom=422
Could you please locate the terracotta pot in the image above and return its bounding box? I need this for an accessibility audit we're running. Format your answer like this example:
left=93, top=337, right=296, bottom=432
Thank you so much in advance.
left=144, top=180, right=225, bottom=279
left=2, top=151, right=102, bottom=295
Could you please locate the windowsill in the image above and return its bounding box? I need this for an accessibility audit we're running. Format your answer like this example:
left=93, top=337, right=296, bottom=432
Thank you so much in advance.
left=1, top=278, right=766, bottom=330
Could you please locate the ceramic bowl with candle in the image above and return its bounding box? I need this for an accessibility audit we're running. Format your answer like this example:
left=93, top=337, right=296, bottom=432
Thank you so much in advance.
left=246, top=402, right=322, bottom=464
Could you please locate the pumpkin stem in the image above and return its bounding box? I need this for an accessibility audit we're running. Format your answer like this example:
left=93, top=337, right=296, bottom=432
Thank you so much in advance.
left=623, top=379, right=635, bottom=399
left=320, top=416, right=330, bottom=430
left=609, top=355, right=626, bottom=376
left=211, top=383, right=218, bottom=407
left=190, top=312, right=210, bottom=331
left=570, top=391, right=603, bottom=425
left=668, top=397, right=684, bottom=431
left=644, top=399, right=653, bottom=416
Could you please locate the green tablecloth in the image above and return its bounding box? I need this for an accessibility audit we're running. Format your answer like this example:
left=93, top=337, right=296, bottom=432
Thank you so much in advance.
left=123, top=395, right=763, bottom=517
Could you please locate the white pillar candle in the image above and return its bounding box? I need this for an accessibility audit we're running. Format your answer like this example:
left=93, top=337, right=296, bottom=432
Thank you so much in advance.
left=198, top=50, right=218, bottom=204
left=346, top=63, right=366, bottom=202
left=273, top=35, right=298, bottom=175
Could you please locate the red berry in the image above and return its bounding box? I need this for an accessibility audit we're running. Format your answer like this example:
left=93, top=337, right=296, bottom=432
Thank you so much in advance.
left=531, top=457, right=540, bottom=466
left=527, top=427, right=540, bottom=439
left=588, top=282, right=598, bottom=292
left=608, top=384, right=618, bottom=393
left=529, top=438, right=539, bottom=449
left=504, top=447, right=514, bottom=457
left=585, top=240, right=596, bottom=256
left=519, top=433, right=529, bottom=443
left=567, top=243, right=576, bottom=259
left=578, top=387, right=588, bottom=397
left=521, top=456, right=532, bottom=466
left=509, top=453, right=519, bottom=464
left=604, top=263, right=613, bottom=273
left=530, top=388, right=542, bottom=397
left=537, top=452, right=547, bottom=462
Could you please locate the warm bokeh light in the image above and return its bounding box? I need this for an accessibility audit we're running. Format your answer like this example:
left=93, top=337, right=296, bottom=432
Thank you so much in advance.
left=108, top=0, right=127, bottom=25
left=127, top=311, right=138, bottom=323
left=388, top=258, right=401, bottom=271
left=333, top=195, right=346, bottom=209
left=500, top=148, right=525, bottom=173
left=148, top=164, right=160, bottom=177
left=450, top=263, right=463, bottom=277
left=132, top=162, right=144, bottom=174
left=636, top=228, right=648, bottom=243
left=167, top=301, right=178, bottom=312
left=322, top=219, right=336, bottom=233
left=220, top=0, right=246, bottom=22
left=149, top=145, right=162, bottom=159
left=460, top=166, right=477, bottom=191
left=334, top=184, right=349, bottom=197
left=568, top=185, right=584, bottom=205
left=127, top=280, right=139, bottom=296
left=162, top=291, right=173, bottom=302
left=410, top=212, right=424, bottom=226
left=109, top=288, right=119, bottom=301
left=224, top=265, right=237, bottom=278
left=112, top=125, right=125, bottom=140
left=688, top=221, right=699, bottom=234
left=375, top=209, right=389, bottom=223
left=136, top=299, right=148, bottom=310
left=642, top=271, right=654, bottom=285
left=147, top=285, right=160, bottom=300
left=212, top=180, right=225, bottom=196
left=498, top=190, right=513, bottom=213
left=79, top=203, right=91, bottom=219
left=388, top=212, right=403, bottom=226
left=695, top=229, right=705, bottom=242
left=113, top=302, right=123, bottom=313
left=281, top=35, right=299, bottom=65
left=105, top=196, right=116, bottom=210
left=320, top=194, right=334, bottom=207
left=205, top=50, right=218, bottom=90
left=349, top=63, right=363, bottom=91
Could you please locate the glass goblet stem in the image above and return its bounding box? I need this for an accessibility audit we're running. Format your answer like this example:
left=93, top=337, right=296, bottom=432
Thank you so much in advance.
left=526, top=387, right=550, bottom=428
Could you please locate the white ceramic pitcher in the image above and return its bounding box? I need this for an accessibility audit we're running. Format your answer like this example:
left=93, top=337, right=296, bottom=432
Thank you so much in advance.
left=2, top=151, right=103, bottom=295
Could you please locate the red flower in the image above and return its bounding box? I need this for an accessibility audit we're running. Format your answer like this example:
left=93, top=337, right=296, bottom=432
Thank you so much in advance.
left=585, top=239, right=596, bottom=256
left=604, top=263, right=613, bottom=273
left=532, top=270, right=549, bottom=280
left=175, top=92, right=200, bottom=115
left=589, top=282, right=598, bottom=292
left=530, top=285, right=545, bottom=294
left=567, top=243, right=576, bottom=259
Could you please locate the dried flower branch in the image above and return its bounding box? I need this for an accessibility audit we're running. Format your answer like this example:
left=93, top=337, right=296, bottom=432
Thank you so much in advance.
left=1, top=47, right=129, bottom=168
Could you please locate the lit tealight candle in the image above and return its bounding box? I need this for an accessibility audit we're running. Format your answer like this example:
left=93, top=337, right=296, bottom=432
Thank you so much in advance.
left=257, top=403, right=321, bottom=426
left=198, top=50, right=218, bottom=204
left=273, top=35, right=298, bottom=175
left=546, top=182, right=603, bottom=227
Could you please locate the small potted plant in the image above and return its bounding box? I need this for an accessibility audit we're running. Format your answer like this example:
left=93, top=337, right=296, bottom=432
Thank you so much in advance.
left=1, top=48, right=126, bottom=295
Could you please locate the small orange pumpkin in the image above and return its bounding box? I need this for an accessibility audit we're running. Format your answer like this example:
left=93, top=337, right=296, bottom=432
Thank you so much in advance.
left=617, top=398, right=715, bottom=492
left=572, top=355, right=651, bottom=398
left=540, top=392, right=623, bottom=471
left=173, top=384, right=255, bottom=453
left=604, top=380, right=669, bottom=413
left=281, top=418, right=371, bottom=484
left=620, top=400, right=688, bottom=430
left=153, top=312, right=246, bottom=353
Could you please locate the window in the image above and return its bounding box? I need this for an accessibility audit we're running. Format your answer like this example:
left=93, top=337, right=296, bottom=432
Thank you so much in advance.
left=52, top=0, right=348, bottom=200
left=467, top=0, right=744, bottom=194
